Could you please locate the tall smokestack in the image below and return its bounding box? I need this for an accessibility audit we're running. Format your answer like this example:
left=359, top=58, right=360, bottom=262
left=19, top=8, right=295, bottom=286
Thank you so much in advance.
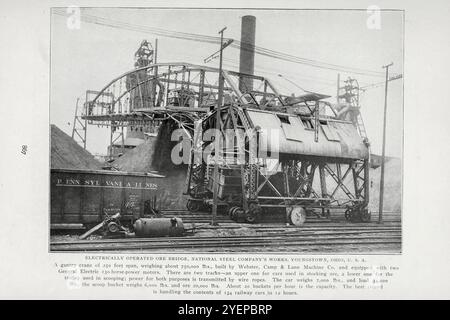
left=239, top=15, right=256, bottom=92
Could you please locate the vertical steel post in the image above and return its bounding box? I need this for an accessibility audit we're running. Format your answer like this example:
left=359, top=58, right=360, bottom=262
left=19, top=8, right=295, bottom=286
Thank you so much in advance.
left=314, top=101, right=319, bottom=142
left=153, top=38, right=158, bottom=107
left=378, top=62, right=393, bottom=224
left=83, top=103, right=87, bottom=149
left=121, top=126, right=124, bottom=154
left=165, top=66, right=171, bottom=105
left=319, top=164, right=328, bottom=197
left=198, top=70, right=205, bottom=107
left=83, top=91, right=89, bottom=149
left=109, top=124, right=113, bottom=159
left=211, top=27, right=227, bottom=226
left=72, top=98, right=79, bottom=139
left=263, top=80, right=267, bottom=103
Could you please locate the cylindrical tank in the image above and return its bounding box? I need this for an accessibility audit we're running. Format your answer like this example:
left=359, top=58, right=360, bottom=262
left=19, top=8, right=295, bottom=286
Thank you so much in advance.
left=133, top=218, right=184, bottom=237
left=239, top=15, right=256, bottom=92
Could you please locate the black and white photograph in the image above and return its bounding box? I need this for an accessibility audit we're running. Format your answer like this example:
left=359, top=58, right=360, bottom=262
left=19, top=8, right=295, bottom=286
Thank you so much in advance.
left=4, top=0, right=450, bottom=301
left=49, top=7, right=403, bottom=254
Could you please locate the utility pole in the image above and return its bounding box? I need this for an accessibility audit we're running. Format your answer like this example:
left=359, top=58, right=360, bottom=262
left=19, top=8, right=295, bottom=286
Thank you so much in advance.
left=336, top=73, right=340, bottom=105
left=378, top=62, right=393, bottom=224
left=211, top=27, right=227, bottom=226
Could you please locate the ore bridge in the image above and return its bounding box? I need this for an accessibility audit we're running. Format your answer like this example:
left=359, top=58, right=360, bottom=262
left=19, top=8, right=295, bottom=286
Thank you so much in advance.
left=78, top=61, right=371, bottom=224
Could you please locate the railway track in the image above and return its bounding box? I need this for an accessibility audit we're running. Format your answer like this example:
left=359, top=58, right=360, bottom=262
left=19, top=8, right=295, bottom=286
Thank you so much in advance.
left=189, top=222, right=400, bottom=230
left=157, top=210, right=401, bottom=224
left=50, top=223, right=401, bottom=252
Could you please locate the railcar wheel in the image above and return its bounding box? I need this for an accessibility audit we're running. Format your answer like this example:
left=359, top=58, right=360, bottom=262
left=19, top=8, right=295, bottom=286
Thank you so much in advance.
left=202, top=201, right=212, bottom=212
left=289, top=206, right=307, bottom=226
left=285, top=207, right=293, bottom=225
left=245, top=203, right=261, bottom=224
left=234, top=208, right=245, bottom=222
left=344, top=208, right=351, bottom=221
left=229, top=206, right=238, bottom=220
left=186, top=199, right=201, bottom=212
left=360, top=209, right=371, bottom=222
left=245, top=212, right=256, bottom=223
left=346, top=208, right=364, bottom=222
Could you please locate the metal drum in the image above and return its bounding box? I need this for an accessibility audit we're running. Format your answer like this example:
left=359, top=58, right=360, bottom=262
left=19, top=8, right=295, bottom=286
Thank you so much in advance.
left=133, top=218, right=184, bottom=237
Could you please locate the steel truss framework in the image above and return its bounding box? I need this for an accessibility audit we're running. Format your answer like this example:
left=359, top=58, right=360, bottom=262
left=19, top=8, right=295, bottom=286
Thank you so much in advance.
left=337, top=77, right=368, bottom=140
left=186, top=105, right=370, bottom=223
left=79, top=63, right=370, bottom=223
left=71, top=98, right=86, bottom=149
left=82, top=62, right=288, bottom=123
left=80, top=62, right=289, bottom=158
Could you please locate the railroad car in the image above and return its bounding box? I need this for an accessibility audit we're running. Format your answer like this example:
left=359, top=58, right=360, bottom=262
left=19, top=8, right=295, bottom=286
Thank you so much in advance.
left=50, top=168, right=181, bottom=229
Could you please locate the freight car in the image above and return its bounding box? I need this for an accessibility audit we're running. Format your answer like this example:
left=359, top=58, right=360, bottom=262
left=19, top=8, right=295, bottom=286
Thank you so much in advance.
left=50, top=168, right=178, bottom=229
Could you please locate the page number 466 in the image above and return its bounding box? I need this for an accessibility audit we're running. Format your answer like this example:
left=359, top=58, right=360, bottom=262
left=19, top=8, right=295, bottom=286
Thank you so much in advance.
left=21, top=145, right=28, bottom=155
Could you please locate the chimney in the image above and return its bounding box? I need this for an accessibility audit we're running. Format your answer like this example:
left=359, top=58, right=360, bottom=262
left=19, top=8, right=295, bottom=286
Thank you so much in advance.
left=239, top=15, right=256, bottom=92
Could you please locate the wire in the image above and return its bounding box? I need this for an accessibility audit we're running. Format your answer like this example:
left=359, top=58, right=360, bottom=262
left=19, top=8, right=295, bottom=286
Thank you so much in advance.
left=360, top=74, right=403, bottom=91
left=52, top=8, right=393, bottom=78
left=230, top=40, right=388, bottom=77
left=222, top=58, right=340, bottom=91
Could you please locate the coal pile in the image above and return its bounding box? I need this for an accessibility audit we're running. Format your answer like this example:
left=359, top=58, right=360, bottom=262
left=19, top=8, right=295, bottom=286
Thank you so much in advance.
left=112, top=136, right=158, bottom=172
left=51, top=124, right=102, bottom=170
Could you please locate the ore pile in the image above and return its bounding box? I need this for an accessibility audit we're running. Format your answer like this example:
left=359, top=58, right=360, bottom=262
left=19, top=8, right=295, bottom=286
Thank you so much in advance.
left=112, top=119, right=189, bottom=174
left=51, top=124, right=102, bottom=170
left=151, top=119, right=189, bottom=172
left=112, top=136, right=158, bottom=173
left=111, top=119, right=190, bottom=210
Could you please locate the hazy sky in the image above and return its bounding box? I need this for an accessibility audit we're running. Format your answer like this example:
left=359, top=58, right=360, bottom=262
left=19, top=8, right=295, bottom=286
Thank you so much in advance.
left=50, top=8, right=403, bottom=157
